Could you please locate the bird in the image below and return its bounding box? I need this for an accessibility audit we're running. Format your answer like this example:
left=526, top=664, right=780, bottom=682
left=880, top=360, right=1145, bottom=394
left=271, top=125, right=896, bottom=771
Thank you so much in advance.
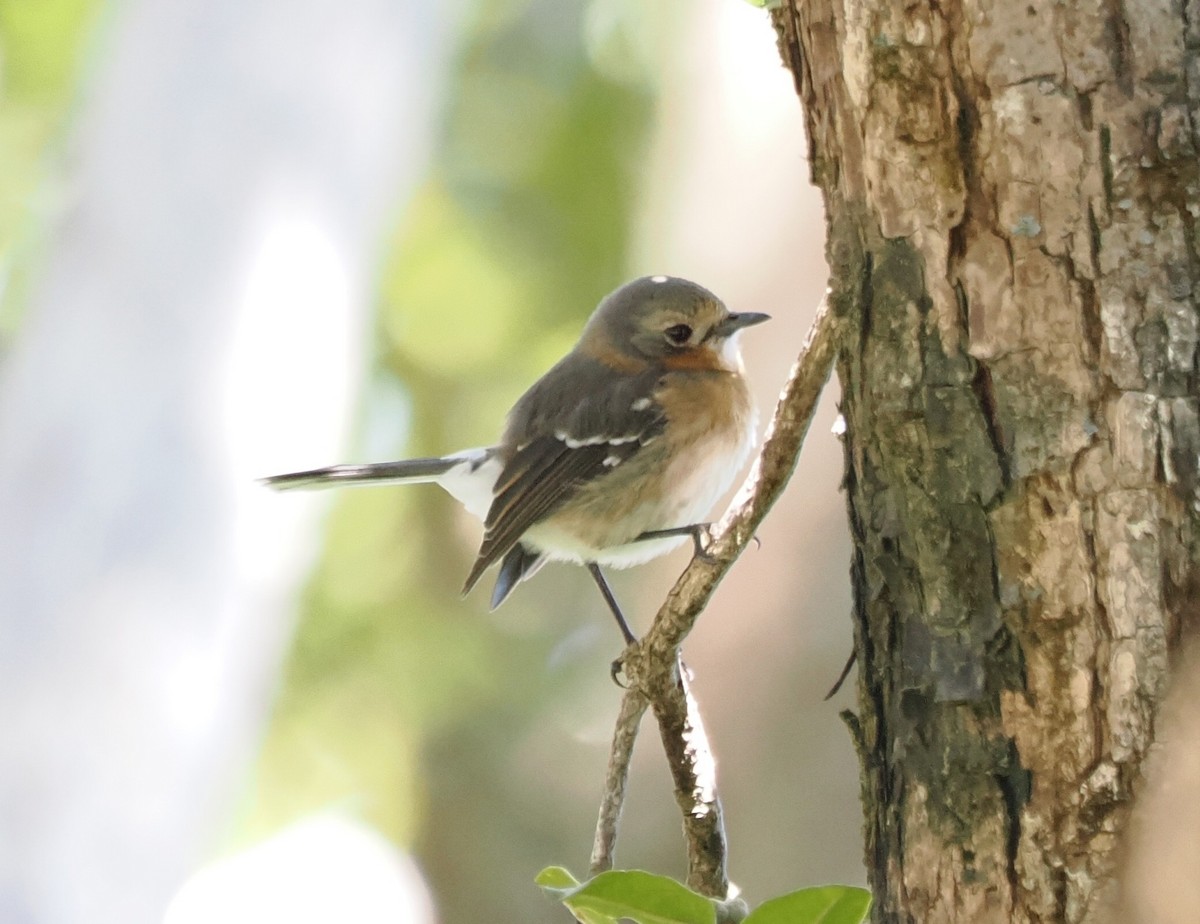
left=264, top=275, right=768, bottom=645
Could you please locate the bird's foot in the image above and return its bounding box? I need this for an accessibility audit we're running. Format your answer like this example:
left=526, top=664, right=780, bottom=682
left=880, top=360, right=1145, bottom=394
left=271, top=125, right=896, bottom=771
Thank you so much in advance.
left=636, top=523, right=715, bottom=561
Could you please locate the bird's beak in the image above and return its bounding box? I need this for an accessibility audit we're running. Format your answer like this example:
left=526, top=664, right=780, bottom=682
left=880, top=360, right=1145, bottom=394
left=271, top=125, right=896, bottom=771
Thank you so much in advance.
left=714, top=311, right=771, bottom=337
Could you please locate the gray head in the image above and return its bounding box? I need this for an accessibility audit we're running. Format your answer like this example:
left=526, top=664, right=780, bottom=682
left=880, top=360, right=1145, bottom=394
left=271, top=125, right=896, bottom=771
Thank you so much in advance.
left=581, top=275, right=769, bottom=367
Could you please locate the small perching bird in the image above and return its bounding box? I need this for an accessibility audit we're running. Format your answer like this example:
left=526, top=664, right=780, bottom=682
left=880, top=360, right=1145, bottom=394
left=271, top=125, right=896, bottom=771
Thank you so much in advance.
left=265, top=275, right=768, bottom=644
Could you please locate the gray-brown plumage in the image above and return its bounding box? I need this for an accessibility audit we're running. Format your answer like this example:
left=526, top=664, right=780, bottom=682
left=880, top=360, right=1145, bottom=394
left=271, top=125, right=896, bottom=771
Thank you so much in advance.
left=265, top=275, right=768, bottom=639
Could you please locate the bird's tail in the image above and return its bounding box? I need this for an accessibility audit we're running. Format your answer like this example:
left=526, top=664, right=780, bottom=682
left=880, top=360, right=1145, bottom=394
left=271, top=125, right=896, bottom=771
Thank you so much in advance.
left=262, top=456, right=463, bottom=491
left=264, top=446, right=500, bottom=521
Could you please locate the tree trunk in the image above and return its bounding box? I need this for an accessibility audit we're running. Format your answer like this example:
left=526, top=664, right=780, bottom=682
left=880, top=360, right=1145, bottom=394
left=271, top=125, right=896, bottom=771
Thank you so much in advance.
left=772, top=2, right=1200, bottom=921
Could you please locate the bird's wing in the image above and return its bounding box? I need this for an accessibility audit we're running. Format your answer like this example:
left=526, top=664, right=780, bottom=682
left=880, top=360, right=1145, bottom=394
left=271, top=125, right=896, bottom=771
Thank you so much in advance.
left=461, top=361, right=665, bottom=594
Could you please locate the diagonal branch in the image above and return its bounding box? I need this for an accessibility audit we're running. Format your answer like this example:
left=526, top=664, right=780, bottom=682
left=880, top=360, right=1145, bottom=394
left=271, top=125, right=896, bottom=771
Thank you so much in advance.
left=644, top=292, right=841, bottom=659
left=590, top=294, right=842, bottom=897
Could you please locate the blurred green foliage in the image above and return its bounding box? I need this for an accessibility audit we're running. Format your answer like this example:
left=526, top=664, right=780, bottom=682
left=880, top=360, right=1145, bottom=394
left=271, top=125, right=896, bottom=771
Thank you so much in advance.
left=0, top=0, right=103, bottom=329
left=246, top=1, right=668, bottom=920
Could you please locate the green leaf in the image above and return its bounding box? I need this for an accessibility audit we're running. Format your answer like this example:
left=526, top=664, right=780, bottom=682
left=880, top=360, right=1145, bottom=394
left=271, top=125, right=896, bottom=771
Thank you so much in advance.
left=536, top=867, right=616, bottom=924
left=535, top=866, right=582, bottom=893
left=537, top=869, right=717, bottom=924
left=574, top=909, right=621, bottom=924
left=743, top=887, right=871, bottom=924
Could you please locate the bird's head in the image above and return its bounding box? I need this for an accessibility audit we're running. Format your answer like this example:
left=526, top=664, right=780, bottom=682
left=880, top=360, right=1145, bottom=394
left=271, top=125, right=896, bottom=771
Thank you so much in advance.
left=582, top=275, right=770, bottom=372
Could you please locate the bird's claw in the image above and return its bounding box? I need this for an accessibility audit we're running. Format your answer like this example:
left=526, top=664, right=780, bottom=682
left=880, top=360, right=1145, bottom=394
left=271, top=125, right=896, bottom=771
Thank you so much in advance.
left=690, top=524, right=759, bottom=562
left=689, top=523, right=716, bottom=562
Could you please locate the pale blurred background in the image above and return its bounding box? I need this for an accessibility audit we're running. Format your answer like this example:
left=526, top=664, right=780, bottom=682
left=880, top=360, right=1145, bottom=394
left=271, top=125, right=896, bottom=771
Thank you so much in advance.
left=0, top=1, right=865, bottom=922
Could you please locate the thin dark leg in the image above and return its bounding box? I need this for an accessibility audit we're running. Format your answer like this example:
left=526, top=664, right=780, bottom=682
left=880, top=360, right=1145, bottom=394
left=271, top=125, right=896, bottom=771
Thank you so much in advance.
left=587, top=563, right=637, bottom=645
left=634, top=523, right=711, bottom=558
left=636, top=523, right=762, bottom=558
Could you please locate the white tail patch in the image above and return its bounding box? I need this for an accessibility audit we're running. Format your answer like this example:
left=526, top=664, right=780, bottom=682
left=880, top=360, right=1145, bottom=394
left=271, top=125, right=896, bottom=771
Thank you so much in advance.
left=438, top=449, right=501, bottom=521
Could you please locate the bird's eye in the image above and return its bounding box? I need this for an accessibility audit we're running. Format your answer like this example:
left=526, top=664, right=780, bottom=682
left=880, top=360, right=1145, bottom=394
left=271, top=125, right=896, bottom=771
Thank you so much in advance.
left=664, top=324, right=693, bottom=345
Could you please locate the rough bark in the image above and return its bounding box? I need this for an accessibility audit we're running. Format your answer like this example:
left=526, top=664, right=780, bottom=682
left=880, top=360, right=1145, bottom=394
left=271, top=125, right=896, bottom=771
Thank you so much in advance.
left=772, top=1, right=1200, bottom=922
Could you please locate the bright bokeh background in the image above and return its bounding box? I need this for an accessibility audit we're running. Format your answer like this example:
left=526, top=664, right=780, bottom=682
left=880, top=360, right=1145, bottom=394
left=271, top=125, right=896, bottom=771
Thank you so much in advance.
left=0, top=1, right=868, bottom=922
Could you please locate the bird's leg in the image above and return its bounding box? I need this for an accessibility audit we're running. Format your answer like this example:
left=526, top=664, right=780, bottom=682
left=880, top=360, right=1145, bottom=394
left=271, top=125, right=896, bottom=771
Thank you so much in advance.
left=635, top=523, right=763, bottom=560
left=587, top=563, right=637, bottom=646
left=587, top=564, right=638, bottom=685
left=634, top=523, right=713, bottom=559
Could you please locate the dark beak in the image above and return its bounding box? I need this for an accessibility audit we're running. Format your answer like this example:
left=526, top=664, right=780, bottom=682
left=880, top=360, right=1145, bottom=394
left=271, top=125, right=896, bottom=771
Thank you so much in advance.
left=714, top=311, right=771, bottom=337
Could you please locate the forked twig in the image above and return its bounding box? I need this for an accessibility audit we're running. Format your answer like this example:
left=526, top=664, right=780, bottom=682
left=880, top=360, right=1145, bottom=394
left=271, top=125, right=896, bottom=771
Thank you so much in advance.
left=590, top=295, right=842, bottom=897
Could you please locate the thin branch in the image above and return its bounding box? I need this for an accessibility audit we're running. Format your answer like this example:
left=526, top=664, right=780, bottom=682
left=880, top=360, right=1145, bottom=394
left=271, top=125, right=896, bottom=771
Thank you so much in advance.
left=589, top=690, right=648, bottom=876
left=608, top=294, right=841, bottom=898
left=648, top=657, right=727, bottom=896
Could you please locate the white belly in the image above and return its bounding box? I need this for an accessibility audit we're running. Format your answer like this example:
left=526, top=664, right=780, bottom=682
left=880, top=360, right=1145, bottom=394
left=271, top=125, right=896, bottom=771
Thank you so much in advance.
left=524, top=401, right=757, bottom=568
